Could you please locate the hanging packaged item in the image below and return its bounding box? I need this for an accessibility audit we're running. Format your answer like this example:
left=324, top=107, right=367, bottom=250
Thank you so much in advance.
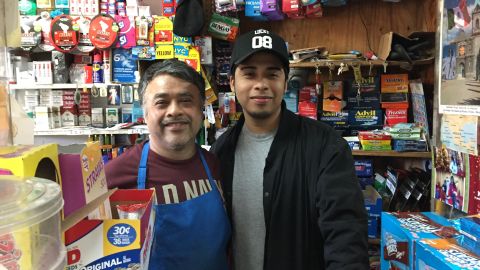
left=19, top=0, right=37, bottom=15
left=135, top=16, right=154, bottom=47
left=73, top=16, right=95, bottom=53
left=20, top=16, right=41, bottom=51
left=161, top=0, right=176, bottom=16
left=322, top=81, right=343, bottom=113
left=50, top=15, right=79, bottom=53
left=89, top=14, right=119, bottom=50
left=215, top=0, right=236, bottom=13
left=115, top=15, right=136, bottom=49
left=260, top=0, right=285, bottom=20
left=112, top=48, right=138, bottom=83
left=34, top=11, right=55, bottom=52
left=154, top=16, right=173, bottom=45
left=245, top=0, right=268, bottom=21
left=207, top=13, right=239, bottom=42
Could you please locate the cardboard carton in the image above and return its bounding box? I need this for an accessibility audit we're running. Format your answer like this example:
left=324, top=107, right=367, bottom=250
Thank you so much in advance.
left=58, top=142, right=112, bottom=219
left=0, top=144, right=61, bottom=183
left=381, top=212, right=459, bottom=270
left=416, top=238, right=480, bottom=270
left=63, top=189, right=156, bottom=270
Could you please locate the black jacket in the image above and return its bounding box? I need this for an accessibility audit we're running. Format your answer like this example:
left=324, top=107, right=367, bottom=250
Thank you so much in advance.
left=211, top=103, right=369, bottom=270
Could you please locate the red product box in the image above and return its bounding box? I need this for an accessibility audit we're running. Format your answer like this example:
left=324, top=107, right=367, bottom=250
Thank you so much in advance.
left=298, top=101, right=317, bottom=120
left=282, top=0, right=300, bottom=14
left=385, top=108, right=408, bottom=127
left=299, top=86, right=316, bottom=102
left=358, top=131, right=392, bottom=141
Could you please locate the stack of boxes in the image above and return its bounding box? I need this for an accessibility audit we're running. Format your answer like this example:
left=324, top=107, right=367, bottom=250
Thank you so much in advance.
left=381, top=74, right=409, bottom=127
left=381, top=212, right=459, bottom=270
left=381, top=212, right=480, bottom=269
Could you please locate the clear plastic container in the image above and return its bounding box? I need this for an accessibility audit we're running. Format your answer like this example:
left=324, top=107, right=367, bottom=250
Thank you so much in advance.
left=0, top=176, right=65, bottom=270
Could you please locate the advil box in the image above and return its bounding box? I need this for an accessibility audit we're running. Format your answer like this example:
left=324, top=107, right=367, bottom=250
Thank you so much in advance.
left=59, top=142, right=112, bottom=219
left=64, top=189, right=156, bottom=270
left=416, top=238, right=480, bottom=270
left=381, top=212, right=459, bottom=270
left=0, top=144, right=61, bottom=183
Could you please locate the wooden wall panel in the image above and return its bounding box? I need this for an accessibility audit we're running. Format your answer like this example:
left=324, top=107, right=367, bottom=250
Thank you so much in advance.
left=236, top=0, right=437, bottom=53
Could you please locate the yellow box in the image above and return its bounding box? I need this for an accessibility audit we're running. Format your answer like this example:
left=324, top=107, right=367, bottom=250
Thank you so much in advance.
left=0, top=144, right=61, bottom=184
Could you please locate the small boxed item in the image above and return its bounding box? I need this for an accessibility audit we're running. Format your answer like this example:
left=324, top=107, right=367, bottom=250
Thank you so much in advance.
left=392, top=139, right=427, bottom=152
left=34, top=106, right=54, bottom=130
left=363, top=185, right=382, bottom=238
left=320, top=111, right=348, bottom=126
left=358, top=131, right=392, bottom=151
left=106, top=107, right=120, bottom=127
left=91, top=108, right=105, bottom=128
left=381, top=212, right=459, bottom=270
left=33, top=61, right=53, bottom=84
left=363, top=186, right=382, bottom=218
left=0, top=176, right=66, bottom=270
left=348, top=109, right=383, bottom=126
left=416, top=238, right=480, bottom=270
left=122, top=107, right=133, bottom=123
left=385, top=108, right=408, bottom=127
left=354, top=159, right=373, bottom=177
left=381, top=74, right=409, bottom=93
left=64, top=189, right=156, bottom=270
left=345, top=78, right=380, bottom=109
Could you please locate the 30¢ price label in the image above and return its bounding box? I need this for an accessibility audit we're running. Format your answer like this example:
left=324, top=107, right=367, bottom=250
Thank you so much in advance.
left=107, top=223, right=137, bottom=247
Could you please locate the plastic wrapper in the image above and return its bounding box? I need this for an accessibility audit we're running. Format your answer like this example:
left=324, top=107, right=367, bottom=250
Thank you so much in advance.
left=116, top=202, right=148, bottom=220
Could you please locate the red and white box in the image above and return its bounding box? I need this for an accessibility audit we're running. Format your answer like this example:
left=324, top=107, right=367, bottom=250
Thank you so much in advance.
left=64, top=189, right=156, bottom=270
left=385, top=108, right=408, bottom=127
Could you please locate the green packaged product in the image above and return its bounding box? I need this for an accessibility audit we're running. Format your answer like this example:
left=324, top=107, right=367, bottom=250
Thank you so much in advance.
left=207, top=13, right=239, bottom=42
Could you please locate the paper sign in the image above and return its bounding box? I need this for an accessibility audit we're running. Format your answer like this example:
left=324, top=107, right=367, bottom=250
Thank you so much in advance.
left=440, top=114, right=478, bottom=155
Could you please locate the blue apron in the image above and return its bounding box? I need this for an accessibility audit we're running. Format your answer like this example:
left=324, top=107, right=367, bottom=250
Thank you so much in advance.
left=137, top=142, right=231, bottom=270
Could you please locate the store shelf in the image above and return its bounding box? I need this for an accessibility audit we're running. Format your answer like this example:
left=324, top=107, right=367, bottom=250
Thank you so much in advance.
left=289, top=58, right=434, bottom=68
left=34, top=126, right=149, bottom=136
left=9, top=83, right=136, bottom=90
left=352, top=150, right=431, bottom=158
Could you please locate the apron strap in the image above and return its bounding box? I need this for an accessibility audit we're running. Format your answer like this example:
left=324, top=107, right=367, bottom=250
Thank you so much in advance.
left=137, top=141, right=150, bottom=189
left=137, top=143, right=215, bottom=191
left=197, top=146, right=216, bottom=190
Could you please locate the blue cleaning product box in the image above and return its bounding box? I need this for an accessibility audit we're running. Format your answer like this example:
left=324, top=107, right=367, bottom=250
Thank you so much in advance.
left=416, top=238, right=480, bottom=270
left=381, top=212, right=459, bottom=270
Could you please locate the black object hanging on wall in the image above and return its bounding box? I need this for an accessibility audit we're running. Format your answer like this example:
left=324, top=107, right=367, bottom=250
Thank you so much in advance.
left=173, top=0, right=205, bottom=37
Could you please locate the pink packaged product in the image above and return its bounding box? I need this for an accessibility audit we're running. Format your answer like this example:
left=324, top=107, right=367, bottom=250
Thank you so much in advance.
left=115, top=15, right=136, bottom=49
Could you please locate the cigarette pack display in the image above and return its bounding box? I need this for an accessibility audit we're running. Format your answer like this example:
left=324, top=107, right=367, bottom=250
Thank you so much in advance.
left=106, top=107, right=119, bottom=127
left=91, top=108, right=105, bottom=128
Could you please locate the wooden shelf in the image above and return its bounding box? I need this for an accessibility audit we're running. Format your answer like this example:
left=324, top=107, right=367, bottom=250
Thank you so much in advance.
left=289, top=59, right=434, bottom=68
left=352, top=150, right=431, bottom=158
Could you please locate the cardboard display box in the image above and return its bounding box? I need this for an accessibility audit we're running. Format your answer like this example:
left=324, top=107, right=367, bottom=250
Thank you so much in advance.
left=58, top=142, right=112, bottom=219
left=64, top=189, right=156, bottom=270
left=416, top=238, right=480, bottom=270
left=381, top=212, right=459, bottom=270
left=0, top=144, right=61, bottom=183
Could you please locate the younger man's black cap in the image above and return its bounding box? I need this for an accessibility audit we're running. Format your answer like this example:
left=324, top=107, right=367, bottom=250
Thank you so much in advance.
left=230, top=29, right=289, bottom=76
